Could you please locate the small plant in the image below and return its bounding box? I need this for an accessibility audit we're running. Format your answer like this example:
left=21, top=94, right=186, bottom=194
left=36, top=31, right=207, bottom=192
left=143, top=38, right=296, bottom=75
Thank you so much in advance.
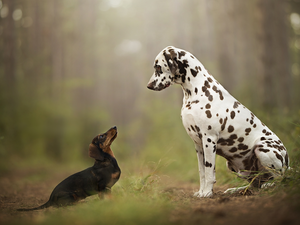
left=229, top=167, right=285, bottom=196
left=132, top=159, right=169, bottom=192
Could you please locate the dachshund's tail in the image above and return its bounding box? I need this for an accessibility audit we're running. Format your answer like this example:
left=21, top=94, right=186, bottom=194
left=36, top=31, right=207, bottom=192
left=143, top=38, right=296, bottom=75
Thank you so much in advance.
left=17, top=201, right=52, bottom=211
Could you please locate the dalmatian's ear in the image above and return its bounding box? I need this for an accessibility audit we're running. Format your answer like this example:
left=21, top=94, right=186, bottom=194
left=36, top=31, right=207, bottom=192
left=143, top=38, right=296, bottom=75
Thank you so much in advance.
left=88, top=143, right=104, bottom=161
left=163, top=48, right=178, bottom=75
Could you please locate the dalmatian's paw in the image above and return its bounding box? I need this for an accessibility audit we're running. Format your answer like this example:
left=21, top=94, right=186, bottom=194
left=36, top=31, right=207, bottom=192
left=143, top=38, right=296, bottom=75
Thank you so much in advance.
left=194, top=190, right=213, bottom=198
left=202, top=190, right=213, bottom=198
left=193, top=190, right=202, bottom=198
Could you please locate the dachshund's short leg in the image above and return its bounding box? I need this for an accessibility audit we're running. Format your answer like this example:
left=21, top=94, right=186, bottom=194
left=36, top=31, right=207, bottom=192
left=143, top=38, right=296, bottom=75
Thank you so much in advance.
left=98, top=192, right=104, bottom=199
left=49, top=192, right=77, bottom=207
left=98, top=187, right=112, bottom=200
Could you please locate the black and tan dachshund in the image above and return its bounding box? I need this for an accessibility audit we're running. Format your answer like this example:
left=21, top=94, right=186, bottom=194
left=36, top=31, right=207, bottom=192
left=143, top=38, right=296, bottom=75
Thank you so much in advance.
left=18, top=126, right=121, bottom=211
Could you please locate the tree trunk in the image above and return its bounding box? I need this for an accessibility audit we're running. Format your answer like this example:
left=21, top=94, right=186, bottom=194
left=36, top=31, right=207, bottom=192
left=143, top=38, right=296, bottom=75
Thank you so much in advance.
left=2, top=0, right=16, bottom=86
left=257, top=0, right=291, bottom=108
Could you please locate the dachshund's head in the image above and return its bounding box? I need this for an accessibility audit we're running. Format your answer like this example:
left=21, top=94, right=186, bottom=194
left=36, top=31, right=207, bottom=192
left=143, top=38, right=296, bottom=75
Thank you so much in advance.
left=88, top=126, right=118, bottom=161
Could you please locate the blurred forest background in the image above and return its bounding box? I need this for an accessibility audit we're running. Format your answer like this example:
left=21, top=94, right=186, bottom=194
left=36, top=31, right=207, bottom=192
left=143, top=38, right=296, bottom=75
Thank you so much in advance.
left=0, top=0, right=300, bottom=175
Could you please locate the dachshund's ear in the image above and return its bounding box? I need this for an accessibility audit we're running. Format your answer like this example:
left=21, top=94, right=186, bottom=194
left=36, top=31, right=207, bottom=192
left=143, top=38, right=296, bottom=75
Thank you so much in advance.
left=88, top=144, right=104, bottom=161
left=92, top=135, right=99, bottom=145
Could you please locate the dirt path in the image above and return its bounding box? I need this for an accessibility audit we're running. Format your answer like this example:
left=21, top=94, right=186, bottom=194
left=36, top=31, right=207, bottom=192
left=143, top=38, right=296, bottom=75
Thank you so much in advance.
left=0, top=167, right=299, bottom=225
left=166, top=185, right=299, bottom=225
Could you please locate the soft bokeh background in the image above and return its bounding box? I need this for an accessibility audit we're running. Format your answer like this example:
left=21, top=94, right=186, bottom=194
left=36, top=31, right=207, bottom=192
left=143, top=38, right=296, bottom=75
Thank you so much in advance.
left=0, top=0, right=300, bottom=182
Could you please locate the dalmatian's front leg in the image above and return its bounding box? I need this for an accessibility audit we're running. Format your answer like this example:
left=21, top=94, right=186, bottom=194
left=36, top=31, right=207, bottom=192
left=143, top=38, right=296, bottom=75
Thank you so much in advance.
left=193, top=144, right=206, bottom=197
left=202, top=137, right=217, bottom=197
left=194, top=137, right=217, bottom=198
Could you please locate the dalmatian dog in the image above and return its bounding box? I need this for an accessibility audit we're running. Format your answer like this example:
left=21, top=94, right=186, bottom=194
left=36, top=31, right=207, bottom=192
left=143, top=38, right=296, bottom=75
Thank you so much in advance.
left=147, top=46, right=289, bottom=198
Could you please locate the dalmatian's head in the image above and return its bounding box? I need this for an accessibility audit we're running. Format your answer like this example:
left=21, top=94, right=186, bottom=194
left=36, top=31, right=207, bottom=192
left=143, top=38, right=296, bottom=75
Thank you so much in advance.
left=147, top=46, right=189, bottom=91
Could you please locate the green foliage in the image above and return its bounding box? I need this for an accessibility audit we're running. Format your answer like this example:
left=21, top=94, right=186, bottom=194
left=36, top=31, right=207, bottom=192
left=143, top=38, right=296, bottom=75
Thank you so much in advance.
left=253, top=108, right=300, bottom=163
left=0, top=78, right=112, bottom=165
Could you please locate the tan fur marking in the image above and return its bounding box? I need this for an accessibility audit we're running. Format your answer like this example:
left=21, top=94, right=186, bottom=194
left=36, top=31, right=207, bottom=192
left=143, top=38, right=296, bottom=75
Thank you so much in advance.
left=111, top=171, right=120, bottom=179
left=104, top=147, right=115, bottom=158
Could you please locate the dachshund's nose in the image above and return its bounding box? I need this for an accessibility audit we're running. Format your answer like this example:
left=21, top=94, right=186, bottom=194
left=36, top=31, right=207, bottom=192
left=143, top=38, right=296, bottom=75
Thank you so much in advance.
left=112, top=126, right=117, bottom=130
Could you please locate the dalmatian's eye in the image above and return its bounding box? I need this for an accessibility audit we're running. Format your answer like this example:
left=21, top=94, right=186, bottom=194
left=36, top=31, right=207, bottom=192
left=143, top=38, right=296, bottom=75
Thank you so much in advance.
left=156, top=65, right=162, bottom=73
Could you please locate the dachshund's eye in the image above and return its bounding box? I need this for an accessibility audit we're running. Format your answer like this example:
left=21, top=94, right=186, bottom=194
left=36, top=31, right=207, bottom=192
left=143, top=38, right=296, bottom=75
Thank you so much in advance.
left=98, top=135, right=105, bottom=140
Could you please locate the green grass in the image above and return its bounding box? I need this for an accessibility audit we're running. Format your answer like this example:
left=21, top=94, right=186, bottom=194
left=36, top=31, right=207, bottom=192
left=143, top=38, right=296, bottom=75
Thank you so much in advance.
left=10, top=161, right=300, bottom=225
left=38, top=196, right=173, bottom=225
left=2, top=106, right=300, bottom=225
